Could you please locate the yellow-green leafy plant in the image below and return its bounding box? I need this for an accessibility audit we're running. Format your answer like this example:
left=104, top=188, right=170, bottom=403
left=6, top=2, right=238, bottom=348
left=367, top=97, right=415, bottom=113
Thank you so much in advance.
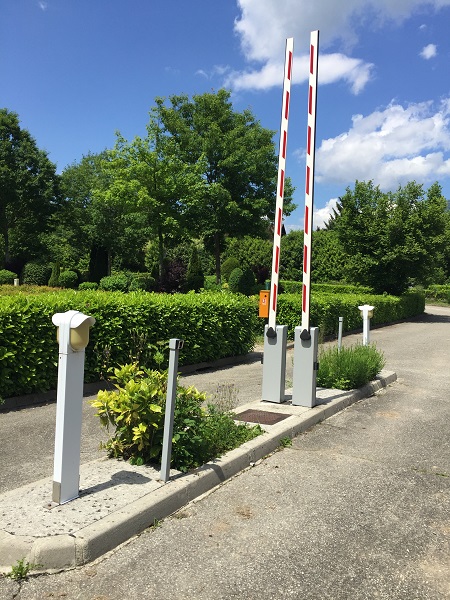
left=92, top=362, right=263, bottom=471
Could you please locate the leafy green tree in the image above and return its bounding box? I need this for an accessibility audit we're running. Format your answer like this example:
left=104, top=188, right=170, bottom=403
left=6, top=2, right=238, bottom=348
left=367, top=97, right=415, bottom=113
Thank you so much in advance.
left=95, top=124, right=203, bottom=280
left=223, top=236, right=272, bottom=283
left=280, top=230, right=303, bottom=281
left=330, top=180, right=447, bottom=294
left=153, top=89, right=295, bottom=282
left=0, top=109, right=60, bottom=272
left=54, top=152, right=111, bottom=278
left=311, top=229, right=347, bottom=282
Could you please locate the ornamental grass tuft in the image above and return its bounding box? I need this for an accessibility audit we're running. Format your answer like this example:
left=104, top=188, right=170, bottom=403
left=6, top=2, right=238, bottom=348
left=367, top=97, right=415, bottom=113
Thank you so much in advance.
left=316, top=344, right=385, bottom=390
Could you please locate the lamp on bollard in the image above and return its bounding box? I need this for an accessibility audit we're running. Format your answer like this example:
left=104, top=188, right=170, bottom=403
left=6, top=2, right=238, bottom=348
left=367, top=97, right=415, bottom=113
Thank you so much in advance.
left=358, top=304, right=374, bottom=346
left=51, top=310, right=95, bottom=505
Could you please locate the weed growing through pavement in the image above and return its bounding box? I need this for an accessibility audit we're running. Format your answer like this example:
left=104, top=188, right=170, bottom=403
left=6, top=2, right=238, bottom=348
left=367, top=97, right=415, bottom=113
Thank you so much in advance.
left=5, top=558, right=41, bottom=581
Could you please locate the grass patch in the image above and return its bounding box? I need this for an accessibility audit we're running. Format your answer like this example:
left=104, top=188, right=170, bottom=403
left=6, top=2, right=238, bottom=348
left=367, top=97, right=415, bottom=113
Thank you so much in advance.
left=316, top=344, right=385, bottom=390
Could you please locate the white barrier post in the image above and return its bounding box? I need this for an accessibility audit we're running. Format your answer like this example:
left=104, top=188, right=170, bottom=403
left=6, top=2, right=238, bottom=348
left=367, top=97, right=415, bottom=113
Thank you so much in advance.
left=262, top=37, right=293, bottom=403
left=293, top=30, right=320, bottom=408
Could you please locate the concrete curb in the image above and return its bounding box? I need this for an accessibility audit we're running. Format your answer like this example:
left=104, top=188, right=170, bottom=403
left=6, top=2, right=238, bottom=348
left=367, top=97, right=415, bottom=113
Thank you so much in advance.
left=0, top=371, right=396, bottom=574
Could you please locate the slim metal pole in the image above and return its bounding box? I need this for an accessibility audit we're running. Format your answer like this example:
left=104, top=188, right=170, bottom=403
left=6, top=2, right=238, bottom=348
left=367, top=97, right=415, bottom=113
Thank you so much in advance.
left=338, top=316, right=343, bottom=351
left=160, top=339, right=183, bottom=483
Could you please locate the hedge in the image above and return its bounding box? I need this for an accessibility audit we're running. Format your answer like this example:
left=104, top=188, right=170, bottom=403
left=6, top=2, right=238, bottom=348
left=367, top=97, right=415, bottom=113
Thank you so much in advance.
left=0, top=287, right=425, bottom=399
left=276, top=290, right=425, bottom=338
left=0, top=290, right=257, bottom=399
left=280, top=280, right=374, bottom=295
left=424, top=284, right=450, bottom=303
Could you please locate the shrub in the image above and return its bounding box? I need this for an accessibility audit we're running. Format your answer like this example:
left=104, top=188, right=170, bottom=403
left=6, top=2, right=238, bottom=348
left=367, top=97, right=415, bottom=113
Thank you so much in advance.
left=99, top=273, right=129, bottom=292
left=221, top=257, right=240, bottom=282
left=185, top=246, right=204, bottom=292
left=239, top=268, right=256, bottom=295
left=276, top=290, right=425, bottom=339
left=0, top=269, right=18, bottom=285
left=0, top=290, right=257, bottom=398
left=48, top=261, right=60, bottom=287
left=228, top=267, right=244, bottom=293
left=316, top=344, right=385, bottom=390
left=91, top=363, right=263, bottom=471
left=78, top=282, right=99, bottom=291
left=58, top=270, right=78, bottom=289
left=128, top=272, right=156, bottom=292
left=424, top=284, right=450, bottom=303
left=22, top=262, right=52, bottom=286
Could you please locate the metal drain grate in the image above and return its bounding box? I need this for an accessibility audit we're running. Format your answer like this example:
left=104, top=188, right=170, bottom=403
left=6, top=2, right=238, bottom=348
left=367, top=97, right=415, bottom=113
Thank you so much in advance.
left=234, top=409, right=291, bottom=425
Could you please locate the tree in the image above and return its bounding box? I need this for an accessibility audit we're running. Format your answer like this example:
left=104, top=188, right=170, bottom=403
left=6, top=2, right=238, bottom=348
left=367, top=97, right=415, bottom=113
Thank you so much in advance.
left=330, top=180, right=447, bottom=294
left=280, top=230, right=304, bottom=281
left=311, top=229, right=347, bottom=282
left=52, top=152, right=111, bottom=279
left=223, top=235, right=272, bottom=284
left=94, top=125, right=203, bottom=281
left=153, top=90, right=295, bottom=282
left=0, top=109, right=60, bottom=271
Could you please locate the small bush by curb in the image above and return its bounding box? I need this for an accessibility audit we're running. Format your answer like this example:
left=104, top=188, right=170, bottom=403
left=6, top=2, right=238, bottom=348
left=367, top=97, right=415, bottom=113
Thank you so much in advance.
left=317, top=344, right=385, bottom=390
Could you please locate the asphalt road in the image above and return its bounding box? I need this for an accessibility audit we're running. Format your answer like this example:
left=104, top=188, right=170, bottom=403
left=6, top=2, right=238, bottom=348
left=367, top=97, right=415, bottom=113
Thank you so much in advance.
left=1, top=305, right=450, bottom=599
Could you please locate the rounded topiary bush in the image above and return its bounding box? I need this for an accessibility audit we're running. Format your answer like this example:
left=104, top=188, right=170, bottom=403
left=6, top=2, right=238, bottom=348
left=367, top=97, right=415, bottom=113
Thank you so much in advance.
left=221, top=257, right=240, bottom=282
left=58, top=270, right=78, bottom=289
left=0, top=269, right=18, bottom=285
left=48, top=261, right=61, bottom=287
left=78, top=281, right=99, bottom=291
left=239, top=267, right=256, bottom=296
left=99, top=273, right=129, bottom=292
left=22, top=262, right=52, bottom=286
left=228, top=267, right=244, bottom=293
left=128, top=273, right=156, bottom=292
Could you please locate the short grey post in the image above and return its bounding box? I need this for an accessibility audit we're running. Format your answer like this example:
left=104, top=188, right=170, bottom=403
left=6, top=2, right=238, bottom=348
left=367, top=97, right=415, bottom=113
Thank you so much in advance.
left=338, top=316, right=343, bottom=351
left=52, top=310, right=95, bottom=504
left=292, top=326, right=319, bottom=407
left=160, top=338, right=184, bottom=482
left=262, top=325, right=287, bottom=403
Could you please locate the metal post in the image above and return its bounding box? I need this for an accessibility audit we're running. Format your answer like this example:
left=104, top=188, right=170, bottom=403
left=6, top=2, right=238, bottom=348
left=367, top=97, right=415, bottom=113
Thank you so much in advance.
left=262, top=325, right=287, bottom=403
left=292, top=326, right=319, bottom=407
left=52, top=310, right=95, bottom=504
left=338, top=316, right=343, bottom=351
left=358, top=305, right=374, bottom=346
left=160, top=338, right=184, bottom=483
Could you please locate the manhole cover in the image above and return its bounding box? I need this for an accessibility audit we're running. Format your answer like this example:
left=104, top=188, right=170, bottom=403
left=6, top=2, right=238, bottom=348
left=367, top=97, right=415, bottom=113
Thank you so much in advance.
left=234, top=409, right=291, bottom=425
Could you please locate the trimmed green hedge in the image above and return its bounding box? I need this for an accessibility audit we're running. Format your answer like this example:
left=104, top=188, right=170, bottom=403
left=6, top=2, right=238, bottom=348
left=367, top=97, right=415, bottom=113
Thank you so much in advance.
left=0, top=291, right=257, bottom=399
left=425, top=284, right=450, bottom=303
left=276, top=290, right=425, bottom=338
left=280, top=280, right=374, bottom=295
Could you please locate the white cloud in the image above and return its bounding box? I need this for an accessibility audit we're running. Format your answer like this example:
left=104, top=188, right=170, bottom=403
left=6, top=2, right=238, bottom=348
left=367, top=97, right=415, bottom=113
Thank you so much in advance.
left=315, top=98, right=450, bottom=190
left=228, top=0, right=450, bottom=93
left=226, top=53, right=374, bottom=94
left=38, top=1, right=48, bottom=10
left=420, top=43, right=437, bottom=59
left=313, top=198, right=339, bottom=229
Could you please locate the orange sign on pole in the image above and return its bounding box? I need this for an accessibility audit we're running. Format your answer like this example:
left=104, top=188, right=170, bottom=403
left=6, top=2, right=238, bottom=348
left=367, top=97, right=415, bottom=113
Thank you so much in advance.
left=259, top=290, right=270, bottom=318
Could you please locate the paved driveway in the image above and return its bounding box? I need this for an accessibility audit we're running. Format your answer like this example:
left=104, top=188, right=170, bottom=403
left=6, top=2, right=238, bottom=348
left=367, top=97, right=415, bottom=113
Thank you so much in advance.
left=1, top=305, right=450, bottom=599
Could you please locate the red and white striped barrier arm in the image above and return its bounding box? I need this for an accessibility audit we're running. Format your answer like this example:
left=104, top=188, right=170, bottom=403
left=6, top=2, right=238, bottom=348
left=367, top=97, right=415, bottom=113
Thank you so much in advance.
left=302, top=30, right=319, bottom=334
left=268, top=37, right=294, bottom=334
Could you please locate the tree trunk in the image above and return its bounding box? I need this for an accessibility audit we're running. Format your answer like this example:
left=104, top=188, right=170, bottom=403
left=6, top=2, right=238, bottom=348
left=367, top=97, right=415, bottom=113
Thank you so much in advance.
left=215, top=231, right=221, bottom=284
left=158, top=226, right=165, bottom=280
left=0, top=205, right=10, bottom=269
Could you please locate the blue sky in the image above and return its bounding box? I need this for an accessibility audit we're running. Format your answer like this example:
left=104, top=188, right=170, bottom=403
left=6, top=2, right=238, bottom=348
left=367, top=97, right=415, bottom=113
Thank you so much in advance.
left=2, top=0, right=450, bottom=230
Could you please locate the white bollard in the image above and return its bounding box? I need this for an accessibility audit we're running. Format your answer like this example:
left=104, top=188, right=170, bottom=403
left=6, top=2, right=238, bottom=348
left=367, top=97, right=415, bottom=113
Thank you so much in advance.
left=358, top=305, right=374, bottom=346
left=51, top=310, right=95, bottom=504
